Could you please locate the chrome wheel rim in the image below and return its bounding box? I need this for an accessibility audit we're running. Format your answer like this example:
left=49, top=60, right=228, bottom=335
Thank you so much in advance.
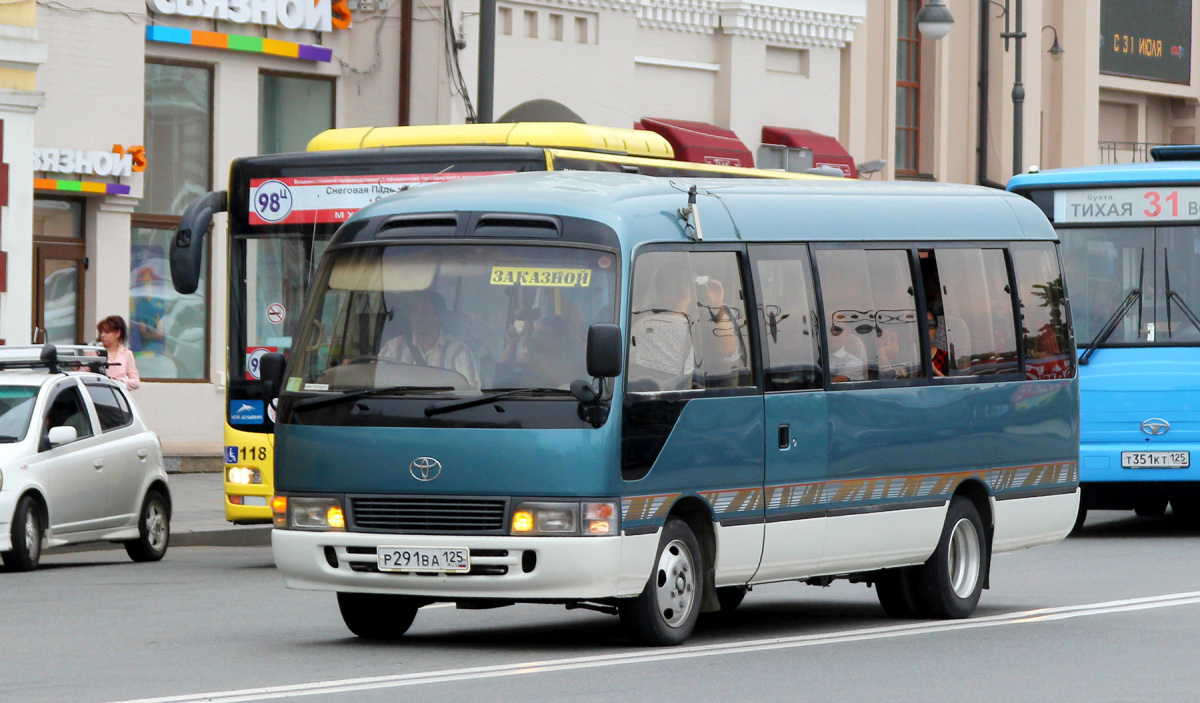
left=145, top=501, right=168, bottom=552
left=653, top=539, right=696, bottom=628
left=947, top=517, right=981, bottom=598
left=23, top=509, right=39, bottom=559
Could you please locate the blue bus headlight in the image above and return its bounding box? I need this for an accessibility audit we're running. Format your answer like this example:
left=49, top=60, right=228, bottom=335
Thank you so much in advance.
left=511, top=501, right=617, bottom=536
left=288, top=497, right=346, bottom=531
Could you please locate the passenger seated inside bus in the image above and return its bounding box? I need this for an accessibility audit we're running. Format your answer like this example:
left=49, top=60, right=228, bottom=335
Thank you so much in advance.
left=828, top=322, right=868, bottom=383
left=379, top=289, right=481, bottom=390
left=928, top=306, right=948, bottom=377
left=628, top=260, right=740, bottom=391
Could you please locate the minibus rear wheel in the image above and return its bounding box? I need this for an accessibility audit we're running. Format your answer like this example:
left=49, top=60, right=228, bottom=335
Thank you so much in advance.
left=619, top=518, right=702, bottom=646
left=337, top=592, right=419, bottom=639
left=874, top=567, right=920, bottom=618
left=911, top=496, right=986, bottom=619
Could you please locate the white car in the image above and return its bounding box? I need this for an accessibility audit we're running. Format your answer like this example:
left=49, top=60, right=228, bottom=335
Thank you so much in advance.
left=0, top=345, right=170, bottom=571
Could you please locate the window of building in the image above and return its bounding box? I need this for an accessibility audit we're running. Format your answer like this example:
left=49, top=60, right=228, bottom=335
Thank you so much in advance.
left=259, top=72, right=336, bottom=155
left=135, top=60, right=213, bottom=381
left=575, top=16, right=588, bottom=44
left=751, top=244, right=822, bottom=391
left=895, top=0, right=922, bottom=176
left=499, top=6, right=513, bottom=35
left=550, top=13, right=564, bottom=41
left=766, top=46, right=810, bottom=77
left=525, top=10, right=538, bottom=38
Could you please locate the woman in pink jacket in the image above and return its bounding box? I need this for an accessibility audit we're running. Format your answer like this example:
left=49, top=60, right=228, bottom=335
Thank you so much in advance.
left=96, top=315, right=140, bottom=390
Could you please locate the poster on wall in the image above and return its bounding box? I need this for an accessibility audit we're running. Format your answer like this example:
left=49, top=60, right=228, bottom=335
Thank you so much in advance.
left=1100, top=0, right=1191, bottom=84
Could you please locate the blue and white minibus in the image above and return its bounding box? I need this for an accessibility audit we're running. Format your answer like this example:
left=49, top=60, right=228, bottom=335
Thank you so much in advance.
left=1010, top=147, right=1200, bottom=528
left=264, top=172, right=1080, bottom=645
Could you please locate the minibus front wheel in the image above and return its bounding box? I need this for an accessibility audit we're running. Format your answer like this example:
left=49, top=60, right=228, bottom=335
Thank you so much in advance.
left=619, top=518, right=703, bottom=646
left=337, top=592, right=420, bottom=640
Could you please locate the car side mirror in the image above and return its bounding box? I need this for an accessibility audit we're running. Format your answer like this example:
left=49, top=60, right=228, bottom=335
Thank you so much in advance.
left=47, top=425, right=77, bottom=447
left=586, top=323, right=623, bottom=379
left=259, top=352, right=287, bottom=399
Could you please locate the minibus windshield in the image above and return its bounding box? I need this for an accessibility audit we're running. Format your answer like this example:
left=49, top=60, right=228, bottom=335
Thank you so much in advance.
left=290, top=243, right=619, bottom=394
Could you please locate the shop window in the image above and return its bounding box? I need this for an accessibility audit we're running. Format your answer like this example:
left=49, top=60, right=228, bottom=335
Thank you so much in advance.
left=130, top=225, right=208, bottom=380
left=136, top=60, right=213, bottom=380
left=259, top=73, right=336, bottom=155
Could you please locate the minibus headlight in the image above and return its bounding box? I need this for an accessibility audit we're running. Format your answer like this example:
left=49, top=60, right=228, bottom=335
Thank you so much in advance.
left=288, top=497, right=346, bottom=531
left=227, top=466, right=262, bottom=485
left=510, top=501, right=618, bottom=536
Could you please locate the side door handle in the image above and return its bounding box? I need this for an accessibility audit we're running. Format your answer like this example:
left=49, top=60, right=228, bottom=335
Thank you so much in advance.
left=778, top=424, right=790, bottom=450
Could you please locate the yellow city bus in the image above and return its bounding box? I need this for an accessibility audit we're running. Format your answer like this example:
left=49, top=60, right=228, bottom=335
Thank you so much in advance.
left=170, top=122, right=826, bottom=523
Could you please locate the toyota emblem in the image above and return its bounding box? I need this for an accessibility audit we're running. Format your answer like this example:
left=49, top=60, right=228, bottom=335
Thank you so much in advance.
left=409, top=456, right=442, bottom=481
left=1141, top=418, right=1170, bottom=436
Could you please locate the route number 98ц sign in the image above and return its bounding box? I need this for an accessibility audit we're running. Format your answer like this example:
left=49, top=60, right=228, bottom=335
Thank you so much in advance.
left=253, top=180, right=294, bottom=223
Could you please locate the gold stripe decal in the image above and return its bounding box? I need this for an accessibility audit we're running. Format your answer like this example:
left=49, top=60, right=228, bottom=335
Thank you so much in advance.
left=622, top=461, right=1077, bottom=521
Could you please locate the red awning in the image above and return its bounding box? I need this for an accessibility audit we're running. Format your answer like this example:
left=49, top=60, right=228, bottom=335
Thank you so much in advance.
left=761, top=126, right=857, bottom=178
left=638, top=118, right=754, bottom=168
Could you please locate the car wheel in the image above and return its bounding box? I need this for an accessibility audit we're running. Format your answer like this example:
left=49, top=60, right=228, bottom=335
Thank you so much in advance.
left=875, top=567, right=921, bottom=618
left=619, top=517, right=702, bottom=646
left=125, top=489, right=170, bottom=562
left=2, top=495, right=43, bottom=572
left=910, top=496, right=987, bottom=619
left=336, top=592, right=420, bottom=639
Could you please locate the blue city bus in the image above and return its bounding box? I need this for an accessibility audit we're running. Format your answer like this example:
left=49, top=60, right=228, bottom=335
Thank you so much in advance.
left=264, top=172, right=1080, bottom=645
left=1009, top=147, right=1200, bottom=528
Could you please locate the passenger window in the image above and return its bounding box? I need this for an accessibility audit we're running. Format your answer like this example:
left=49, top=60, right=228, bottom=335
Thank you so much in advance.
left=41, top=385, right=94, bottom=450
left=1011, top=242, right=1074, bottom=380
left=85, top=384, right=133, bottom=432
left=628, top=250, right=752, bottom=392
left=815, top=249, right=921, bottom=383
left=931, top=249, right=1020, bottom=376
left=751, top=245, right=822, bottom=390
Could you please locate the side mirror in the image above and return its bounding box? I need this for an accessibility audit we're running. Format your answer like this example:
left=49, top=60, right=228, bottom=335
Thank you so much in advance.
left=171, top=190, right=226, bottom=295
left=586, top=323, right=623, bottom=379
left=259, top=352, right=287, bottom=398
left=47, top=425, right=77, bottom=447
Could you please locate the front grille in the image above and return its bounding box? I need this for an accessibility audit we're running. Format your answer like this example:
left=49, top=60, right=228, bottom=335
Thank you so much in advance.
left=349, top=496, right=508, bottom=533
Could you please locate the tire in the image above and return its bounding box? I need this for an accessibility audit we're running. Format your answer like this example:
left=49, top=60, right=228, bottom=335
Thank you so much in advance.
left=2, top=495, right=43, bottom=572
left=337, top=592, right=420, bottom=640
left=910, top=496, right=987, bottom=619
left=1171, top=497, right=1200, bottom=524
left=1070, top=495, right=1088, bottom=535
left=1134, top=497, right=1168, bottom=518
left=620, top=518, right=703, bottom=646
left=874, top=567, right=920, bottom=618
left=125, top=489, right=170, bottom=562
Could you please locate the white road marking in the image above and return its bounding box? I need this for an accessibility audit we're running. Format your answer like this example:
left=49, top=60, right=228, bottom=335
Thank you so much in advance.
left=107, top=590, right=1200, bottom=703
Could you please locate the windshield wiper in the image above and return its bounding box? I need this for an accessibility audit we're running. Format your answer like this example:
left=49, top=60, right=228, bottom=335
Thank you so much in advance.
left=293, top=385, right=454, bottom=412
left=424, top=387, right=574, bottom=417
left=0, top=435, right=20, bottom=442
left=1164, top=247, right=1200, bottom=337
left=1080, top=248, right=1144, bottom=366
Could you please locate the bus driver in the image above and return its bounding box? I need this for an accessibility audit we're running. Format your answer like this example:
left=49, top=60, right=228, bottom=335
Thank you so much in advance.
left=381, top=289, right=481, bottom=390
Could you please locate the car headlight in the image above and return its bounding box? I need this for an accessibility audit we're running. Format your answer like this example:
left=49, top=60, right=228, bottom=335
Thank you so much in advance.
left=278, top=496, right=345, bottom=531
left=227, top=466, right=262, bottom=485
left=510, top=500, right=617, bottom=536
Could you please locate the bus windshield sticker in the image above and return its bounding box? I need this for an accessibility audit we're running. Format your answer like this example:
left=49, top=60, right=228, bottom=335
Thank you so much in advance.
left=248, top=173, right=516, bottom=226
left=489, top=266, right=593, bottom=287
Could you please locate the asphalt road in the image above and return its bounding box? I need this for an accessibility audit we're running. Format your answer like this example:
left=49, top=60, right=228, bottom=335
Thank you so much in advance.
left=3, top=511, right=1199, bottom=703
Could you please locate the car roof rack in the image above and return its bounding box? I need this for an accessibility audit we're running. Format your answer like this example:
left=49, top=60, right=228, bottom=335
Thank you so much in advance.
left=0, top=344, right=111, bottom=374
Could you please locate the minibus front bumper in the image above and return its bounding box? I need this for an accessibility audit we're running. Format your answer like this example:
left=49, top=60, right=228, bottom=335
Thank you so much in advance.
left=272, top=529, right=657, bottom=601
